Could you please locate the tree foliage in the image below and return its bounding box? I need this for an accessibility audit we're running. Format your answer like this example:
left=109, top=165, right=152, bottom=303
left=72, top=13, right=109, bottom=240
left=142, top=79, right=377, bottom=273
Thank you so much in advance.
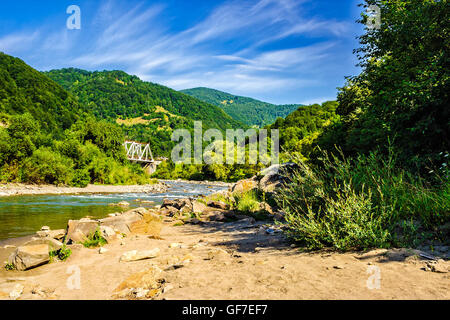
left=321, top=0, right=449, bottom=169
left=0, top=53, right=83, bottom=135
left=181, top=87, right=302, bottom=127
left=45, top=69, right=244, bottom=157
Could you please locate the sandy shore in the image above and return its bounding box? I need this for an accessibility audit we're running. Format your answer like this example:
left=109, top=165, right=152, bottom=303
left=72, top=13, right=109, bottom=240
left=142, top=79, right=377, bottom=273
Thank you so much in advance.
left=0, top=182, right=168, bottom=197
left=0, top=217, right=448, bottom=300
left=0, top=181, right=232, bottom=197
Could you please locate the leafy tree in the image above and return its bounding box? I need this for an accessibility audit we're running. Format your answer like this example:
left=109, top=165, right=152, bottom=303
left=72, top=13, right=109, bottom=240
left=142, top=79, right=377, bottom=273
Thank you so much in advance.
left=6, top=113, right=41, bottom=161
left=326, top=0, right=449, bottom=169
left=23, top=147, right=75, bottom=185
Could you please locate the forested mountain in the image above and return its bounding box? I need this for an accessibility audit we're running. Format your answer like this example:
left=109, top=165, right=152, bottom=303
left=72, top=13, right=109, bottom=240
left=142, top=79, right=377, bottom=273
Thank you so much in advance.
left=45, top=69, right=243, bottom=130
left=0, top=53, right=83, bottom=136
left=267, top=101, right=339, bottom=160
left=0, top=52, right=152, bottom=186
left=45, top=69, right=244, bottom=156
left=180, top=87, right=302, bottom=127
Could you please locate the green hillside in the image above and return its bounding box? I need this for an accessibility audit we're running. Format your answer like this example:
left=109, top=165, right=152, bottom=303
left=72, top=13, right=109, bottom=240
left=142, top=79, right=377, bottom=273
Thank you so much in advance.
left=45, top=69, right=244, bottom=156
left=45, top=69, right=243, bottom=129
left=181, top=87, right=302, bottom=127
left=267, top=101, right=339, bottom=160
left=0, top=53, right=83, bottom=135
left=0, top=53, right=152, bottom=186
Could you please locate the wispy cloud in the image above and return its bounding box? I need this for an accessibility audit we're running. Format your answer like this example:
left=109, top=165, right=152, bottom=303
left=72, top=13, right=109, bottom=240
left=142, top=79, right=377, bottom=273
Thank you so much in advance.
left=0, top=31, right=41, bottom=52
left=0, top=0, right=357, bottom=104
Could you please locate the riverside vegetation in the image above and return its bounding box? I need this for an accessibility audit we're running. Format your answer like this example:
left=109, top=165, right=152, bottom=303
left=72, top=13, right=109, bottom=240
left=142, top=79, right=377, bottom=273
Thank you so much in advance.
left=0, top=0, right=448, bottom=254
left=273, top=0, right=449, bottom=251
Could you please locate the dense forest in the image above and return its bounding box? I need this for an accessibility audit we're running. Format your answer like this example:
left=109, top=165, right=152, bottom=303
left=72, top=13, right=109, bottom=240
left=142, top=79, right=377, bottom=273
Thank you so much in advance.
left=45, top=69, right=244, bottom=157
left=0, top=53, right=154, bottom=186
left=181, top=87, right=302, bottom=127
left=0, top=53, right=83, bottom=135
left=0, top=0, right=448, bottom=252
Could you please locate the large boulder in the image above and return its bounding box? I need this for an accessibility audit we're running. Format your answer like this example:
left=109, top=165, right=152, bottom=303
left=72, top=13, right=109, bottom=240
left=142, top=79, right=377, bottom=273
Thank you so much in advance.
left=99, top=216, right=135, bottom=234
left=192, top=201, right=207, bottom=213
left=160, top=199, right=193, bottom=217
left=161, top=198, right=192, bottom=211
left=231, top=179, right=258, bottom=194
left=23, top=237, right=63, bottom=252
left=207, top=201, right=229, bottom=210
left=258, top=162, right=299, bottom=193
left=99, top=208, right=145, bottom=234
left=66, top=219, right=99, bottom=243
left=36, top=228, right=66, bottom=241
left=99, top=225, right=117, bottom=242
left=8, top=244, right=50, bottom=271
left=160, top=206, right=180, bottom=217
left=206, top=211, right=227, bottom=222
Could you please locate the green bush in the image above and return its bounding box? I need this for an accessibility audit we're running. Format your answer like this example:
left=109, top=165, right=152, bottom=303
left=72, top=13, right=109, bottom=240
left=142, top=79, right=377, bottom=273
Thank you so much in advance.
left=82, top=228, right=108, bottom=248
left=4, top=262, right=15, bottom=271
left=58, top=245, right=72, bottom=261
left=276, top=149, right=450, bottom=251
left=22, top=147, right=74, bottom=185
left=234, top=190, right=261, bottom=214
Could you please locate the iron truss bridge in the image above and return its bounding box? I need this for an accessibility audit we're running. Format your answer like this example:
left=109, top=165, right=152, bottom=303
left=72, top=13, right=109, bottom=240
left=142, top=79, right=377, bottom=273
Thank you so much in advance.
left=124, top=141, right=155, bottom=163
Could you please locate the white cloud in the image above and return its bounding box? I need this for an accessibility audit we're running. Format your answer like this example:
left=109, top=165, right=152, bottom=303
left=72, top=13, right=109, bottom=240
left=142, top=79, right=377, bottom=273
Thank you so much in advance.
left=0, top=32, right=41, bottom=53
left=0, top=0, right=354, bottom=103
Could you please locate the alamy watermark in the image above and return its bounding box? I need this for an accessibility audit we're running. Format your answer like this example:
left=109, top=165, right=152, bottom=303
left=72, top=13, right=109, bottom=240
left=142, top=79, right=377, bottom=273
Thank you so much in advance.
left=66, top=265, right=81, bottom=290
left=67, top=5, right=81, bottom=30
left=366, top=5, right=381, bottom=30
left=171, top=121, right=279, bottom=166
left=366, top=265, right=381, bottom=290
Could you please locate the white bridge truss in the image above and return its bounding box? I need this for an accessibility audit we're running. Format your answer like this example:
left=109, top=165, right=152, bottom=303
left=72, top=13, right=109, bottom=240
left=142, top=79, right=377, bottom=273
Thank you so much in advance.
left=124, top=141, right=154, bottom=163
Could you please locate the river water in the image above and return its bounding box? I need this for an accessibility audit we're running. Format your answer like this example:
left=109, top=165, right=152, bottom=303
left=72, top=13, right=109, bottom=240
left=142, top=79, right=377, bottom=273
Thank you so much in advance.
left=0, top=181, right=228, bottom=241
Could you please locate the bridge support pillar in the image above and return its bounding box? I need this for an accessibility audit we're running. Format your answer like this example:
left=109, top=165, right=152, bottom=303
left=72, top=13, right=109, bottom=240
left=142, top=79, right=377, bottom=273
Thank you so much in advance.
left=144, top=162, right=159, bottom=175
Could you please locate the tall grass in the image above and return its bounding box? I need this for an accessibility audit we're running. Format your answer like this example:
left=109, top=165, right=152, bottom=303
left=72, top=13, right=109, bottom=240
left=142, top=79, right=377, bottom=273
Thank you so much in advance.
left=276, top=149, right=450, bottom=251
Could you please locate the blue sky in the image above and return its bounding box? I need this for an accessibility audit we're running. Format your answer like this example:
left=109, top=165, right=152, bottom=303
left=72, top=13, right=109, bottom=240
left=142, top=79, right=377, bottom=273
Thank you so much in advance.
left=0, top=0, right=365, bottom=105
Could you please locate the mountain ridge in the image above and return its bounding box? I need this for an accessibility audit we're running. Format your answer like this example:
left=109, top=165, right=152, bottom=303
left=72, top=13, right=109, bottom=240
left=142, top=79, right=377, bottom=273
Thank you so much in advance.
left=181, top=87, right=303, bottom=127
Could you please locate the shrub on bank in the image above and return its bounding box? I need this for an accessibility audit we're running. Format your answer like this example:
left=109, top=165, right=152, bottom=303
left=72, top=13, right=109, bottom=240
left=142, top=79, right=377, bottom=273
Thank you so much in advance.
left=276, top=149, right=450, bottom=251
left=22, top=147, right=75, bottom=185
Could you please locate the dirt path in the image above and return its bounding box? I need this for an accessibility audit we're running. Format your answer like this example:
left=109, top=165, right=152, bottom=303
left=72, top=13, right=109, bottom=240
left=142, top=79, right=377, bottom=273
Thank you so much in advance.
left=0, top=219, right=448, bottom=300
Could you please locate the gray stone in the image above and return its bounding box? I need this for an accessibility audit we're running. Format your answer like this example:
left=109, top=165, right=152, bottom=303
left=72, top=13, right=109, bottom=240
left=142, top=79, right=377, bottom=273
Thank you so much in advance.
left=66, top=219, right=99, bottom=243
left=258, top=162, right=299, bottom=193
left=192, top=201, right=207, bottom=213
left=208, top=211, right=227, bottom=222
left=162, top=198, right=192, bottom=210
left=36, top=229, right=66, bottom=240
left=120, top=248, right=160, bottom=262
left=207, top=201, right=229, bottom=210
left=99, top=225, right=117, bottom=241
left=8, top=244, right=50, bottom=271
left=160, top=206, right=180, bottom=217
left=24, top=237, right=63, bottom=252
left=99, top=211, right=142, bottom=235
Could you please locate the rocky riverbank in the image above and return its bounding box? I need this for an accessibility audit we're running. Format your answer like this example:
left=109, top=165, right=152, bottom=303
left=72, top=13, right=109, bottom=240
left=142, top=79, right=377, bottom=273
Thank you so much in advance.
left=0, top=182, right=170, bottom=197
left=1, top=205, right=448, bottom=300
left=0, top=166, right=448, bottom=300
